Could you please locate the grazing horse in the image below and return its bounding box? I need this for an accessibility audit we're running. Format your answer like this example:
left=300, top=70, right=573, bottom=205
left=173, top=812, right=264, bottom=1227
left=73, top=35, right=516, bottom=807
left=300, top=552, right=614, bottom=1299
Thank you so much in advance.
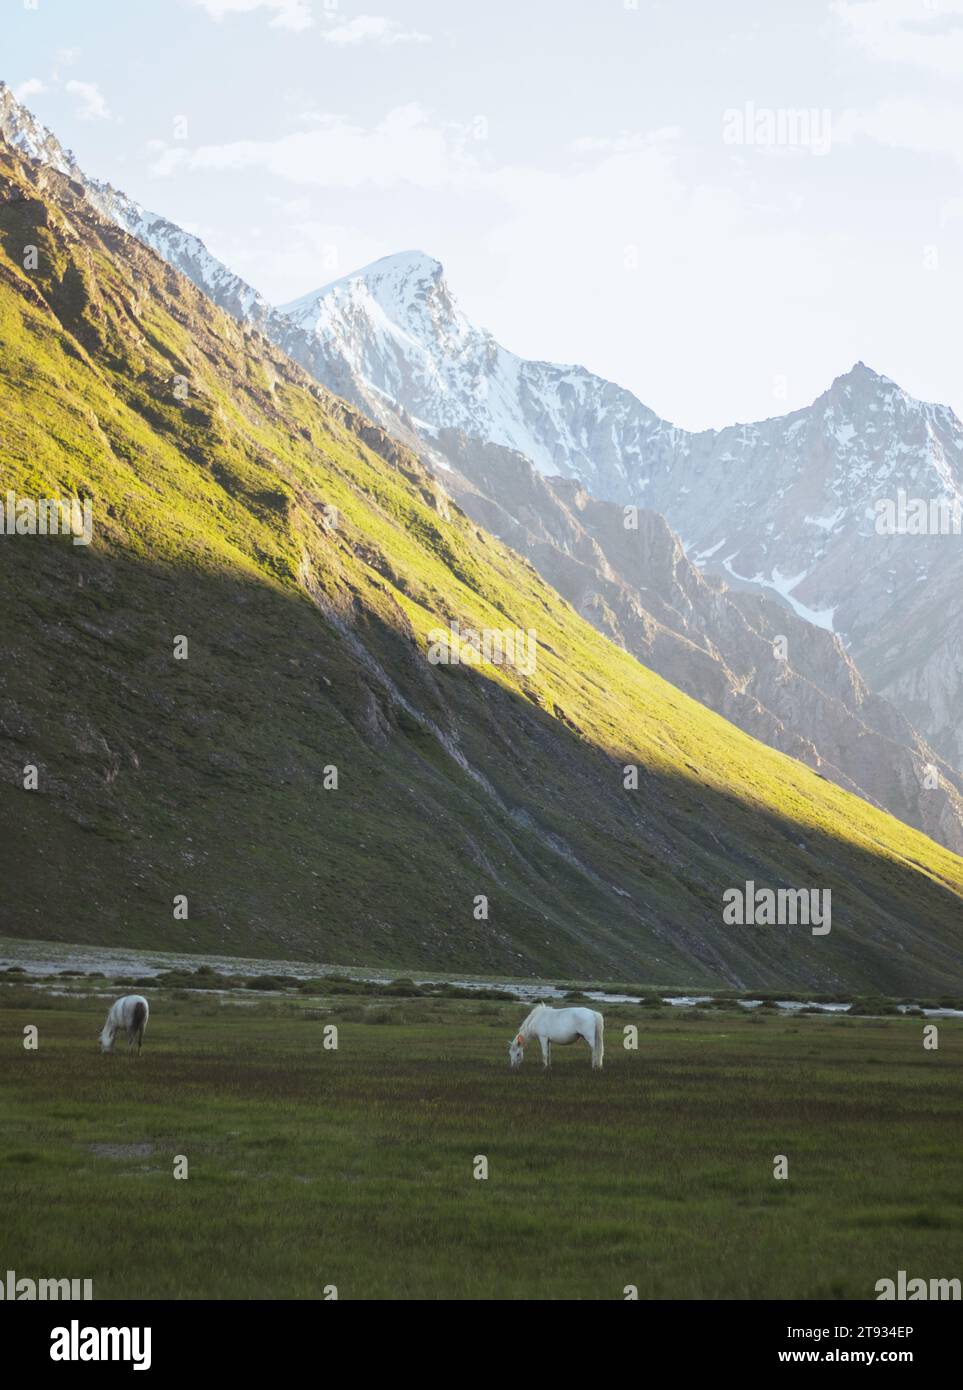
left=99, top=995, right=150, bottom=1055
left=509, top=1003, right=604, bottom=1070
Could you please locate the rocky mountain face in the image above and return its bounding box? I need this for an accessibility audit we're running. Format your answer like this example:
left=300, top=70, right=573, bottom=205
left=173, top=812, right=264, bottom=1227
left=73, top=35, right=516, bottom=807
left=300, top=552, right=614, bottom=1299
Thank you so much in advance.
left=435, top=430, right=963, bottom=853
left=8, top=138, right=963, bottom=990
left=4, top=83, right=961, bottom=844
left=276, top=255, right=963, bottom=780
left=1, top=85, right=430, bottom=446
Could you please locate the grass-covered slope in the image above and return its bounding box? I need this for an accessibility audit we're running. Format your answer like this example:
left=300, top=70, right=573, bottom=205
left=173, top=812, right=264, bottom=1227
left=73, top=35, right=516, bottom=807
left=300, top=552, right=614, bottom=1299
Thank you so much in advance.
left=0, top=145, right=961, bottom=991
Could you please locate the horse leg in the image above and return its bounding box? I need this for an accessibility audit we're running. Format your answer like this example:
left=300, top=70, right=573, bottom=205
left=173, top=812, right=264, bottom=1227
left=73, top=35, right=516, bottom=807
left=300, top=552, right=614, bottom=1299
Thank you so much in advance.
left=540, top=1036, right=550, bottom=1068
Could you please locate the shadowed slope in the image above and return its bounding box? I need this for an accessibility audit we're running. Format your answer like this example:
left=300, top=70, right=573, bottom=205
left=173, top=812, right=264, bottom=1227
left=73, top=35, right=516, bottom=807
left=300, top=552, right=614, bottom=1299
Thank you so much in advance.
left=1, top=144, right=962, bottom=990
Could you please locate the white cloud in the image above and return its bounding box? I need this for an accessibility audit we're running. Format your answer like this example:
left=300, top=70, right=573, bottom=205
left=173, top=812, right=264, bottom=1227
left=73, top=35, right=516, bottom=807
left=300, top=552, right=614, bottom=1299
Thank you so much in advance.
left=145, top=139, right=189, bottom=178
left=832, top=97, right=963, bottom=172
left=189, top=3, right=428, bottom=40
left=190, top=0, right=314, bottom=31
left=13, top=78, right=47, bottom=103
left=320, top=15, right=431, bottom=46
left=65, top=80, right=110, bottom=121
left=149, top=105, right=463, bottom=188
left=571, top=128, right=681, bottom=154
left=135, top=85, right=963, bottom=427
left=831, top=0, right=963, bottom=76
left=829, top=4, right=963, bottom=171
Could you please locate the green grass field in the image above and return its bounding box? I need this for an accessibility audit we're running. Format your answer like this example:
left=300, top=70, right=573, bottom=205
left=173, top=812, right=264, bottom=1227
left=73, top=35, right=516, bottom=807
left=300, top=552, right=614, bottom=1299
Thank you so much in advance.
left=2, top=982, right=961, bottom=1300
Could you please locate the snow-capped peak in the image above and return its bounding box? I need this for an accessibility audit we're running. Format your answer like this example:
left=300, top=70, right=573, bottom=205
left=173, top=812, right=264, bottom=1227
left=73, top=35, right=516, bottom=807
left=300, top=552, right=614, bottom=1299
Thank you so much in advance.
left=280, top=250, right=443, bottom=320
left=0, top=80, right=78, bottom=176
left=271, top=245, right=963, bottom=694
left=279, top=249, right=464, bottom=357
left=836, top=360, right=884, bottom=383
left=275, top=249, right=676, bottom=477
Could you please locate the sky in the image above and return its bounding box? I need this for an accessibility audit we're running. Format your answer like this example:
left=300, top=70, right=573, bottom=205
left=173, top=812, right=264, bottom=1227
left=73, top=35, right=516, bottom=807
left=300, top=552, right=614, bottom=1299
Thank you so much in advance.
left=3, top=0, right=963, bottom=430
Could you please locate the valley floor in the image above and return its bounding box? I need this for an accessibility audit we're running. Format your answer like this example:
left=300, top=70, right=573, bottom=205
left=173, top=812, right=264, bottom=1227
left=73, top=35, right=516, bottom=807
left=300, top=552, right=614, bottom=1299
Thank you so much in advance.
left=1, top=970, right=961, bottom=1300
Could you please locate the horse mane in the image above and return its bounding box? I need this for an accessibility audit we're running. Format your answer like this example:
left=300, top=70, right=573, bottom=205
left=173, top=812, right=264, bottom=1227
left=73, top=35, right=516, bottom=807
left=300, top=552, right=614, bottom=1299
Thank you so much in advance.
left=516, top=1002, right=547, bottom=1034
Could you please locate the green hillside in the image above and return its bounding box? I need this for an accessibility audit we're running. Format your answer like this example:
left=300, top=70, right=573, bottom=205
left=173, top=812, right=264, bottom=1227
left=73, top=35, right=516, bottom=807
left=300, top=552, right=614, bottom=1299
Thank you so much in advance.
left=1, top=144, right=961, bottom=991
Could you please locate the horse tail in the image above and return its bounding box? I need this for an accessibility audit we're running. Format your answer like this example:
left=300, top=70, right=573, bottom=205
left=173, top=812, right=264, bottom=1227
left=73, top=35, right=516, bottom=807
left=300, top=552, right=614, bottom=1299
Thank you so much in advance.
left=131, top=999, right=148, bottom=1049
left=594, top=1012, right=604, bottom=1069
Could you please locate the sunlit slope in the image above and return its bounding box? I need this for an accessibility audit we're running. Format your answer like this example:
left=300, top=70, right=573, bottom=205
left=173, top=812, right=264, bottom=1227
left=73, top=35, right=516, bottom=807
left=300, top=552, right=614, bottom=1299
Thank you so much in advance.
left=1, top=146, right=961, bottom=990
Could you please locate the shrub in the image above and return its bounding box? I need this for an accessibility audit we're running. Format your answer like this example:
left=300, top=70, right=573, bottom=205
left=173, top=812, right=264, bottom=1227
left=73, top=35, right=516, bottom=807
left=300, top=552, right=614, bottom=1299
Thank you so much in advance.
left=847, top=997, right=900, bottom=1016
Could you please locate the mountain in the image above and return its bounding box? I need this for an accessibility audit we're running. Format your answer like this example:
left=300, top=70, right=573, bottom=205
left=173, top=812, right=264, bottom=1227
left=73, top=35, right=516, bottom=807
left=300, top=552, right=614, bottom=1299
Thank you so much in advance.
left=434, top=430, right=963, bottom=854
left=7, top=88, right=959, bottom=785
left=277, top=257, right=963, bottom=777
left=3, top=81, right=962, bottom=850
left=0, top=82, right=271, bottom=323
left=276, top=247, right=688, bottom=481
left=0, top=82, right=407, bottom=430
left=2, top=137, right=963, bottom=991
left=275, top=251, right=963, bottom=848
left=275, top=250, right=600, bottom=466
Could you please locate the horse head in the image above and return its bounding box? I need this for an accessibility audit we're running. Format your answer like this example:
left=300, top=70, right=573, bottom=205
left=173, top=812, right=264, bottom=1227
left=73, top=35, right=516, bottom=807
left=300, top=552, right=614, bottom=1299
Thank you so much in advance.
left=508, top=1033, right=525, bottom=1068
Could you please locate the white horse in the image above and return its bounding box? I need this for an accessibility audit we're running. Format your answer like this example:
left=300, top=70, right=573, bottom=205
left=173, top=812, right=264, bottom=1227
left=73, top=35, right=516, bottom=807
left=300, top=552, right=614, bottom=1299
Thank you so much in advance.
left=509, top=1003, right=604, bottom=1070
left=99, top=995, right=150, bottom=1055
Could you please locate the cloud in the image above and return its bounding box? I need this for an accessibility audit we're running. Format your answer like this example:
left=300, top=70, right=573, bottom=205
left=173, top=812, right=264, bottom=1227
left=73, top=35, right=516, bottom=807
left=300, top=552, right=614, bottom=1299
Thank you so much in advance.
left=830, top=4, right=963, bottom=170
left=571, top=128, right=681, bottom=154
left=190, top=0, right=314, bottom=31
left=320, top=15, right=431, bottom=46
left=139, top=93, right=948, bottom=426
left=831, top=0, right=963, bottom=76
left=189, top=2, right=427, bottom=40
left=13, top=78, right=46, bottom=103
left=835, top=98, right=963, bottom=168
left=148, top=105, right=463, bottom=187
left=145, top=140, right=189, bottom=178
left=65, top=80, right=110, bottom=121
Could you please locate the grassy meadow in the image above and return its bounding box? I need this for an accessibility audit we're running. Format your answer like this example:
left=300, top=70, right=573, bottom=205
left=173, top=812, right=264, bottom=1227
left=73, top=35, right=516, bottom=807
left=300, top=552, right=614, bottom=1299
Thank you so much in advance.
left=1, top=974, right=961, bottom=1300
